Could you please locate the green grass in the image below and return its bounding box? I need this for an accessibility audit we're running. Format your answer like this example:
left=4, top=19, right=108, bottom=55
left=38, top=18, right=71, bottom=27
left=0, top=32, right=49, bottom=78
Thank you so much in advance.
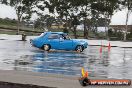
left=0, top=31, right=17, bottom=35
left=0, top=18, right=17, bottom=26
left=0, top=18, right=84, bottom=36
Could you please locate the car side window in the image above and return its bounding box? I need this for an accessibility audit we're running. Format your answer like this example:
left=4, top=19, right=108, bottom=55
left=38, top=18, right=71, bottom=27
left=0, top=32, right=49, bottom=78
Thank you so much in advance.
left=48, top=34, right=59, bottom=39
left=60, top=34, right=70, bottom=40
left=60, top=34, right=65, bottom=39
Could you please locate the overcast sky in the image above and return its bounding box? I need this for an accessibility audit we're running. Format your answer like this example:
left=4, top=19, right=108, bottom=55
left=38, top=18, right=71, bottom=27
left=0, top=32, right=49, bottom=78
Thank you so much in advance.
left=0, top=4, right=132, bottom=25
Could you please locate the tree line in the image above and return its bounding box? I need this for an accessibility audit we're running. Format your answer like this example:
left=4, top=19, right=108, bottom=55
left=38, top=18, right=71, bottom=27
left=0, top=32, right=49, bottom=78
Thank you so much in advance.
left=0, top=0, right=132, bottom=40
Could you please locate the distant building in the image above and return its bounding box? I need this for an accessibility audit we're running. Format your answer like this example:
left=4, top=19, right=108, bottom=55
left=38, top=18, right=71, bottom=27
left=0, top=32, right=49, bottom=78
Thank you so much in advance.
left=76, top=25, right=108, bottom=32
left=50, top=23, right=64, bottom=29
left=97, top=27, right=108, bottom=32
left=110, top=25, right=132, bottom=32
left=77, top=24, right=84, bottom=30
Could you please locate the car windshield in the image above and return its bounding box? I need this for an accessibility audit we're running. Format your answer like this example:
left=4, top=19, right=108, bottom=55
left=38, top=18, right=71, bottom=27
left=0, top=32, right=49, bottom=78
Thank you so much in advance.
left=39, top=33, right=46, bottom=37
left=34, top=32, right=47, bottom=39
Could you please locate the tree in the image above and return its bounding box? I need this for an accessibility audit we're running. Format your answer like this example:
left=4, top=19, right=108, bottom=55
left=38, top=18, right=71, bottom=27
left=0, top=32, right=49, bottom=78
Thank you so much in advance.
left=37, top=0, right=120, bottom=39
left=66, top=0, right=92, bottom=39
left=0, top=0, right=8, bottom=4
left=12, top=0, right=40, bottom=34
left=91, top=0, right=119, bottom=39
left=34, top=14, right=55, bottom=30
left=121, top=0, right=132, bottom=41
left=43, top=0, right=79, bottom=38
left=69, top=0, right=119, bottom=39
left=44, top=0, right=71, bottom=29
left=71, top=15, right=80, bottom=38
left=1, top=0, right=40, bottom=34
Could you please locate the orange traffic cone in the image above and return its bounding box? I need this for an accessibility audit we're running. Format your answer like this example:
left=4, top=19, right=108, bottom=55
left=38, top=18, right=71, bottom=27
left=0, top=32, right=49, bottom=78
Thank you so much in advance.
left=108, top=42, right=111, bottom=52
left=81, top=67, right=89, bottom=78
left=85, top=71, right=89, bottom=78
left=100, top=41, right=103, bottom=54
left=99, top=46, right=102, bottom=53
left=80, top=68, right=90, bottom=86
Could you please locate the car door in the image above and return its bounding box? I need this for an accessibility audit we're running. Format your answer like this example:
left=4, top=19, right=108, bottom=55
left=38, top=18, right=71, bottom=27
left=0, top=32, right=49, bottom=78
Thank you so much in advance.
left=48, top=33, right=60, bottom=49
left=59, top=34, right=73, bottom=50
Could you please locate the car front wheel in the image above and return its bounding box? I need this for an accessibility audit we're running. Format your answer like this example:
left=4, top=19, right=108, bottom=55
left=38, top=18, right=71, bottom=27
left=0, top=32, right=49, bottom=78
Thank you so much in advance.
left=42, top=44, right=50, bottom=51
left=75, top=45, right=83, bottom=52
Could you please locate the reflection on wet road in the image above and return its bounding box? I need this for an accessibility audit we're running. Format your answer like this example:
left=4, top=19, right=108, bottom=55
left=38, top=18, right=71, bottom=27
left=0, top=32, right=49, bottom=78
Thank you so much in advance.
left=0, top=39, right=132, bottom=79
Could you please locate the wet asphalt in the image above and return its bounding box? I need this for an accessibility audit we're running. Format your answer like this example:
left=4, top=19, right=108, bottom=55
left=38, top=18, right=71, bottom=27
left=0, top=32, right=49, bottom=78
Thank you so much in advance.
left=0, top=35, right=132, bottom=79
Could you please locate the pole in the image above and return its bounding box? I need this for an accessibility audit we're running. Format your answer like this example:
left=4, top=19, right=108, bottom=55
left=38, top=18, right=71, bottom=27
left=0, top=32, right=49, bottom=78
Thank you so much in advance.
left=124, top=9, right=130, bottom=41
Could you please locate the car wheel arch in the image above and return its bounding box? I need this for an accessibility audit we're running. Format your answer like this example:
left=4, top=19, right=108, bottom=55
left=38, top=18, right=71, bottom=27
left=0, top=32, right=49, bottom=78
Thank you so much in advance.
left=41, top=44, right=51, bottom=51
left=75, top=45, right=84, bottom=52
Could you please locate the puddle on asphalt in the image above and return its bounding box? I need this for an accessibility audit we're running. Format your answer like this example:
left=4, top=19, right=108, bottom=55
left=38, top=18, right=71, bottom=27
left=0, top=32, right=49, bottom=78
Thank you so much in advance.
left=0, top=39, right=132, bottom=79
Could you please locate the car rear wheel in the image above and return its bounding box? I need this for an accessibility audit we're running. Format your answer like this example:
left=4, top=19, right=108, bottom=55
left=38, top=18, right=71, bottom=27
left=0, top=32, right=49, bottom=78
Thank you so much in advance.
left=42, top=44, right=50, bottom=51
left=76, top=45, right=83, bottom=52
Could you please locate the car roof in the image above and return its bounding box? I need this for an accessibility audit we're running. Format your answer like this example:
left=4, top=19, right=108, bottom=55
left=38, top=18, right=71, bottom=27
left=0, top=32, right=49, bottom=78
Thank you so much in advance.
left=44, top=32, right=67, bottom=34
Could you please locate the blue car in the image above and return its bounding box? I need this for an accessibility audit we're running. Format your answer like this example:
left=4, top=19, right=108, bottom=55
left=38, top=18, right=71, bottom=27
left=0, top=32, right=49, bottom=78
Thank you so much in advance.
left=30, top=32, right=88, bottom=52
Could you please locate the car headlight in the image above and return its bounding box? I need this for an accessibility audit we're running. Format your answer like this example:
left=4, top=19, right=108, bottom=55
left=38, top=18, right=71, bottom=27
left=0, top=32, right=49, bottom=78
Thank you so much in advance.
left=30, top=39, right=34, bottom=46
left=30, top=39, right=32, bottom=43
